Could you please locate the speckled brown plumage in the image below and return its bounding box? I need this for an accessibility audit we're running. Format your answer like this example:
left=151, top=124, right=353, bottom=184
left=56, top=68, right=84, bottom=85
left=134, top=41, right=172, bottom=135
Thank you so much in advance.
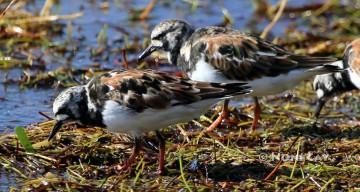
left=138, top=19, right=343, bottom=131
left=345, top=38, right=360, bottom=76
left=49, top=69, right=252, bottom=174
left=86, top=69, right=250, bottom=113
left=178, top=26, right=337, bottom=81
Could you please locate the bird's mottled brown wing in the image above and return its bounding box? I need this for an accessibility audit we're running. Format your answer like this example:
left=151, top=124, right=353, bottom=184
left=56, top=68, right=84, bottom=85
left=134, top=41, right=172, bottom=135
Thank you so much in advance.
left=86, top=69, right=250, bottom=112
left=187, top=27, right=337, bottom=81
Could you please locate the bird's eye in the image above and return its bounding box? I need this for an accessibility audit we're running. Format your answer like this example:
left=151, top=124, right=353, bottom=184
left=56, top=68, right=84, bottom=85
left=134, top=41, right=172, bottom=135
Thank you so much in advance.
left=152, top=32, right=166, bottom=40
left=56, top=106, right=74, bottom=117
left=152, top=36, right=160, bottom=40
left=56, top=107, right=67, bottom=115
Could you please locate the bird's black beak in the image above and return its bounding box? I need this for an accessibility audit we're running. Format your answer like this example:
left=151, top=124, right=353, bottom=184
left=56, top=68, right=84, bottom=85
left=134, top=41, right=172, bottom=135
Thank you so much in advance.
left=138, top=45, right=157, bottom=62
left=48, top=120, right=63, bottom=141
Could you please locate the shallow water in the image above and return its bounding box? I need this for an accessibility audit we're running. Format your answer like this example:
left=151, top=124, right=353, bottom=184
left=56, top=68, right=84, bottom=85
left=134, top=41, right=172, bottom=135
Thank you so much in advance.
left=0, top=0, right=318, bottom=131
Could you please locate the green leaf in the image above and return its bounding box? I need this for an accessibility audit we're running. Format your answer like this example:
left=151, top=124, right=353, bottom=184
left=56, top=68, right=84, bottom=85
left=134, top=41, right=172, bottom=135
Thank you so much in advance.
left=15, top=126, right=35, bottom=153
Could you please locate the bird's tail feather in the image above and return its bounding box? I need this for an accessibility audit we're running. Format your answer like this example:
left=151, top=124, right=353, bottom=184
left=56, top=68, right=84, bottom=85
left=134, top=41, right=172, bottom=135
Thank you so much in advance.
left=308, top=60, right=345, bottom=74
left=292, top=55, right=338, bottom=66
left=197, top=82, right=252, bottom=99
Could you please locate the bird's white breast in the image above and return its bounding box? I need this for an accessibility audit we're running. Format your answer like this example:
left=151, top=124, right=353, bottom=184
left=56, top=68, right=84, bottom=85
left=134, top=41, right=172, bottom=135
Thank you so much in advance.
left=349, top=69, right=360, bottom=89
left=189, top=58, right=237, bottom=83
left=102, top=99, right=218, bottom=137
left=189, top=58, right=321, bottom=97
left=246, top=69, right=316, bottom=96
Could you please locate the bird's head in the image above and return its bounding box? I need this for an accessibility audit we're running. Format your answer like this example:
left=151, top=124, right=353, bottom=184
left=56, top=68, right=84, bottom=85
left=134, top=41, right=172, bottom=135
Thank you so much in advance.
left=138, top=19, right=194, bottom=64
left=48, top=85, right=87, bottom=140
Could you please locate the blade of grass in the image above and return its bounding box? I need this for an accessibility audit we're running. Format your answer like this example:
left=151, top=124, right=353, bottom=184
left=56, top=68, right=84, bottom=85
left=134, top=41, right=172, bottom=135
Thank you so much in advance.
left=264, top=135, right=300, bottom=180
left=287, top=179, right=306, bottom=192
left=121, top=48, right=129, bottom=69
left=0, top=12, right=83, bottom=25
left=15, top=126, right=35, bottom=153
left=139, top=0, right=156, bottom=20
left=290, top=138, right=302, bottom=178
left=97, top=24, right=108, bottom=47
left=40, top=0, right=54, bottom=16
left=179, top=154, right=192, bottom=192
left=260, top=0, right=288, bottom=39
left=0, top=0, right=17, bottom=20
left=133, top=157, right=145, bottom=185
left=319, top=177, right=335, bottom=192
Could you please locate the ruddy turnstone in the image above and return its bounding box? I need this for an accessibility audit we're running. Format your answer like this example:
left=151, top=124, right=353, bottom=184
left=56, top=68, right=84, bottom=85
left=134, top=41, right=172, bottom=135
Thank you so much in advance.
left=48, top=69, right=251, bottom=174
left=313, top=38, right=360, bottom=118
left=138, top=19, right=341, bottom=132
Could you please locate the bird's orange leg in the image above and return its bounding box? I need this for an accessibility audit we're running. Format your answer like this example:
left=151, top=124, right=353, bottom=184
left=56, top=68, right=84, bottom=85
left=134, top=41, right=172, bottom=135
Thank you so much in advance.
left=156, top=131, right=166, bottom=175
left=118, top=137, right=142, bottom=172
left=251, top=97, right=261, bottom=132
left=206, top=99, right=230, bottom=132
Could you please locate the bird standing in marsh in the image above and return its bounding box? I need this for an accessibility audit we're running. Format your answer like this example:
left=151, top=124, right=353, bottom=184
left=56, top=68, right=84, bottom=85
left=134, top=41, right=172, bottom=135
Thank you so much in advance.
left=48, top=69, right=251, bottom=174
left=138, top=19, right=342, bottom=132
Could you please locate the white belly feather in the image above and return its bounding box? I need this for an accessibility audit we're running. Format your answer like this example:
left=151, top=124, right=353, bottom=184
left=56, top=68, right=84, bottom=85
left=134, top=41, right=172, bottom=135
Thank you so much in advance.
left=349, top=69, right=360, bottom=89
left=102, top=99, right=218, bottom=137
left=189, top=58, right=325, bottom=97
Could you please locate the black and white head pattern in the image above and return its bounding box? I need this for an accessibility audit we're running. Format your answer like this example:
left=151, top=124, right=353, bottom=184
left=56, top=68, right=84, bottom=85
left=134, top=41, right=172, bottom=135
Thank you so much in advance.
left=150, top=20, right=194, bottom=52
left=53, top=85, right=87, bottom=122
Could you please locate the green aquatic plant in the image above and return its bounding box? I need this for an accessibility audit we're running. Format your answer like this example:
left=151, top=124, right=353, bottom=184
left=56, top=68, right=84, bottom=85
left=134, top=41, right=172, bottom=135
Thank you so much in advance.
left=15, top=126, right=35, bottom=153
